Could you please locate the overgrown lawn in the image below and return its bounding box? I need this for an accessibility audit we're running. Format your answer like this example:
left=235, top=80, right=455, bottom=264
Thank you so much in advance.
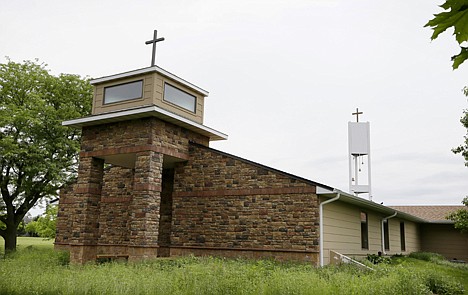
left=0, top=238, right=466, bottom=295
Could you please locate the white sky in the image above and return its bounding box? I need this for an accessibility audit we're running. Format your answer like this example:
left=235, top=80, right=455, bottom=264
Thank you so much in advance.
left=1, top=0, right=467, bottom=210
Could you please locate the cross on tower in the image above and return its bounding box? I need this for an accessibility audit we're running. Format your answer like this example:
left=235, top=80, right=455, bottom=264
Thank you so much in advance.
left=352, top=108, right=363, bottom=122
left=145, top=30, right=165, bottom=67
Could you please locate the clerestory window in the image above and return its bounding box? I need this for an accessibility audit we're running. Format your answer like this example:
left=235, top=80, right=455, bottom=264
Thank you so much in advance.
left=164, top=83, right=196, bottom=113
left=103, top=80, right=143, bottom=104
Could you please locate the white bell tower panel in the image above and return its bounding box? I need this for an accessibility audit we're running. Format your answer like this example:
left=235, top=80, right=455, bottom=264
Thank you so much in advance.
left=349, top=122, right=370, bottom=155
left=348, top=110, right=372, bottom=201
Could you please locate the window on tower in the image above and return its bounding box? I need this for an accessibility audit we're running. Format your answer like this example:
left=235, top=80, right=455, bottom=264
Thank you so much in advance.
left=164, top=83, right=196, bottom=113
left=103, top=80, right=143, bottom=104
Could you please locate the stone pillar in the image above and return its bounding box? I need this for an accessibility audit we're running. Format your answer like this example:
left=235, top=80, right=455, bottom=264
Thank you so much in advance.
left=128, top=150, right=163, bottom=260
left=70, top=156, right=104, bottom=263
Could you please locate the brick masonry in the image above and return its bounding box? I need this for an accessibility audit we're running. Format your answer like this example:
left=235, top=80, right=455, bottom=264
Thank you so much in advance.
left=56, top=117, right=320, bottom=264
left=170, top=144, right=320, bottom=263
left=79, top=117, right=209, bottom=158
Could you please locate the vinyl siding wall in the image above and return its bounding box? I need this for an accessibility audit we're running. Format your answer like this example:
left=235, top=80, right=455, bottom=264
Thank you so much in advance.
left=322, top=200, right=421, bottom=265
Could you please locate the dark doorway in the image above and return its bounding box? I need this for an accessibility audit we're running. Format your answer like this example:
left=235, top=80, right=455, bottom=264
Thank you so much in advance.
left=157, top=168, right=174, bottom=257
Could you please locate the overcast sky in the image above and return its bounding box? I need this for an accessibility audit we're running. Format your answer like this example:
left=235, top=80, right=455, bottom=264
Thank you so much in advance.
left=1, top=0, right=467, bottom=209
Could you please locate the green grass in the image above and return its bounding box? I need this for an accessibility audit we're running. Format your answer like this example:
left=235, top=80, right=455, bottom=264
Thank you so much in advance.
left=18, top=236, right=54, bottom=248
left=0, top=236, right=54, bottom=256
left=0, top=239, right=466, bottom=295
left=402, top=252, right=468, bottom=294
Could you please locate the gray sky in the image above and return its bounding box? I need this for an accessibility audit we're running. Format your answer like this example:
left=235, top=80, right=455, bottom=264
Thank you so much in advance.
left=1, top=0, right=467, bottom=208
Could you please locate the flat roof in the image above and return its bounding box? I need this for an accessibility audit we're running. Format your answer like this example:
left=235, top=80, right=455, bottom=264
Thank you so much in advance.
left=62, top=105, right=228, bottom=141
left=90, top=66, right=209, bottom=97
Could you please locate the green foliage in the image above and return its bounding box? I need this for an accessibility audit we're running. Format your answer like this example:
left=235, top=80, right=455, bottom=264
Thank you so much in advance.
left=1, top=241, right=467, bottom=295
left=425, top=272, right=465, bottom=295
left=446, top=196, right=468, bottom=233
left=409, top=251, right=446, bottom=262
left=367, top=253, right=392, bottom=264
left=0, top=58, right=92, bottom=251
left=425, top=0, right=468, bottom=69
left=25, top=205, right=57, bottom=238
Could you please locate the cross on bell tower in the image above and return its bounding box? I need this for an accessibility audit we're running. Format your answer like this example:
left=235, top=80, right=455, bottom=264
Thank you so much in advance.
left=352, top=108, right=363, bottom=122
left=145, top=29, right=165, bottom=67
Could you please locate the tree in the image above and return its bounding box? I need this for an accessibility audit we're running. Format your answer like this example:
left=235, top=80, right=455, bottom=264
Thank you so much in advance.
left=447, top=197, right=468, bottom=233
left=425, top=0, right=468, bottom=69
left=25, top=205, right=58, bottom=239
left=0, top=59, right=92, bottom=253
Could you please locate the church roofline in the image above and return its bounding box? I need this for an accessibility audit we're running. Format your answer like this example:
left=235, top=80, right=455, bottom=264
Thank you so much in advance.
left=319, top=189, right=429, bottom=223
left=62, top=105, right=228, bottom=141
left=189, top=141, right=335, bottom=191
left=389, top=205, right=464, bottom=224
left=90, top=66, right=209, bottom=96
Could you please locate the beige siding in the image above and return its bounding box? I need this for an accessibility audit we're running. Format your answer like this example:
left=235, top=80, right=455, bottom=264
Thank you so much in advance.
left=156, top=74, right=204, bottom=124
left=421, top=224, right=468, bottom=261
left=92, top=72, right=206, bottom=125
left=92, top=74, right=154, bottom=115
left=404, top=221, right=421, bottom=254
left=322, top=200, right=422, bottom=265
left=385, top=219, right=420, bottom=254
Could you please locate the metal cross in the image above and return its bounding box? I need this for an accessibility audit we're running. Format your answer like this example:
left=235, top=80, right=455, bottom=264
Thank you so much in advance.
left=145, top=30, right=165, bottom=67
left=352, top=108, right=363, bottom=122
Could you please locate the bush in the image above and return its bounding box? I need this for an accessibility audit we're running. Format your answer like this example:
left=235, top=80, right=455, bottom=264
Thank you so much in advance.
left=24, top=205, right=57, bottom=239
left=367, top=253, right=391, bottom=264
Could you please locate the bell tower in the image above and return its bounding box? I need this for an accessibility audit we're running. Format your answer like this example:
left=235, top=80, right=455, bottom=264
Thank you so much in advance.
left=55, top=30, right=227, bottom=263
left=348, top=108, right=372, bottom=201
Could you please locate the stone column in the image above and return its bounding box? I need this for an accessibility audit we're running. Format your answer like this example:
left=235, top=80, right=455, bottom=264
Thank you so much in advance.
left=128, top=150, right=163, bottom=260
left=70, top=156, right=104, bottom=264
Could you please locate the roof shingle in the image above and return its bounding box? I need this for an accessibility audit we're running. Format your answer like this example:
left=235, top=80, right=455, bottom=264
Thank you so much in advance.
left=390, top=206, right=466, bottom=222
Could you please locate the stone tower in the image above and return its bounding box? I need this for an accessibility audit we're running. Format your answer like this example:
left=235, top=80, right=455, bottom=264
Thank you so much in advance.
left=55, top=65, right=227, bottom=263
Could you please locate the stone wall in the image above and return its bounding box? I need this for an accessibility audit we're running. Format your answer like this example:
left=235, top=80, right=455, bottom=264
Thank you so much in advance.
left=55, top=117, right=210, bottom=263
left=171, top=143, right=320, bottom=263
left=98, top=166, right=134, bottom=245
left=56, top=117, right=321, bottom=264
left=55, top=184, right=74, bottom=245
left=80, top=118, right=209, bottom=160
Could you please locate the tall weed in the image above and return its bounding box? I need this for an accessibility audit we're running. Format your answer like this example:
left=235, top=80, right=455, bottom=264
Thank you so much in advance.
left=0, top=247, right=466, bottom=295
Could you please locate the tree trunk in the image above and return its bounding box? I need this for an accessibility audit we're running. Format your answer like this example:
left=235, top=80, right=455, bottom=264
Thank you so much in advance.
left=4, top=224, right=17, bottom=254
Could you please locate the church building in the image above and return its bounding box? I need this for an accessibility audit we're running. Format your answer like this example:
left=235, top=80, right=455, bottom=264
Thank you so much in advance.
left=55, top=34, right=467, bottom=265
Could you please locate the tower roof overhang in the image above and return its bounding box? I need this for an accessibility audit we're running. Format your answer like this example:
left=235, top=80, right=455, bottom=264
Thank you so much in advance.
left=62, top=105, right=228, bottom=141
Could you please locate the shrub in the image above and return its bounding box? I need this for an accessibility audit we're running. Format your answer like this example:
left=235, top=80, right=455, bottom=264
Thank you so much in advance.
left=367, top=253, right=391, bottom=264
left=24, top=205, right=57, bottom=239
